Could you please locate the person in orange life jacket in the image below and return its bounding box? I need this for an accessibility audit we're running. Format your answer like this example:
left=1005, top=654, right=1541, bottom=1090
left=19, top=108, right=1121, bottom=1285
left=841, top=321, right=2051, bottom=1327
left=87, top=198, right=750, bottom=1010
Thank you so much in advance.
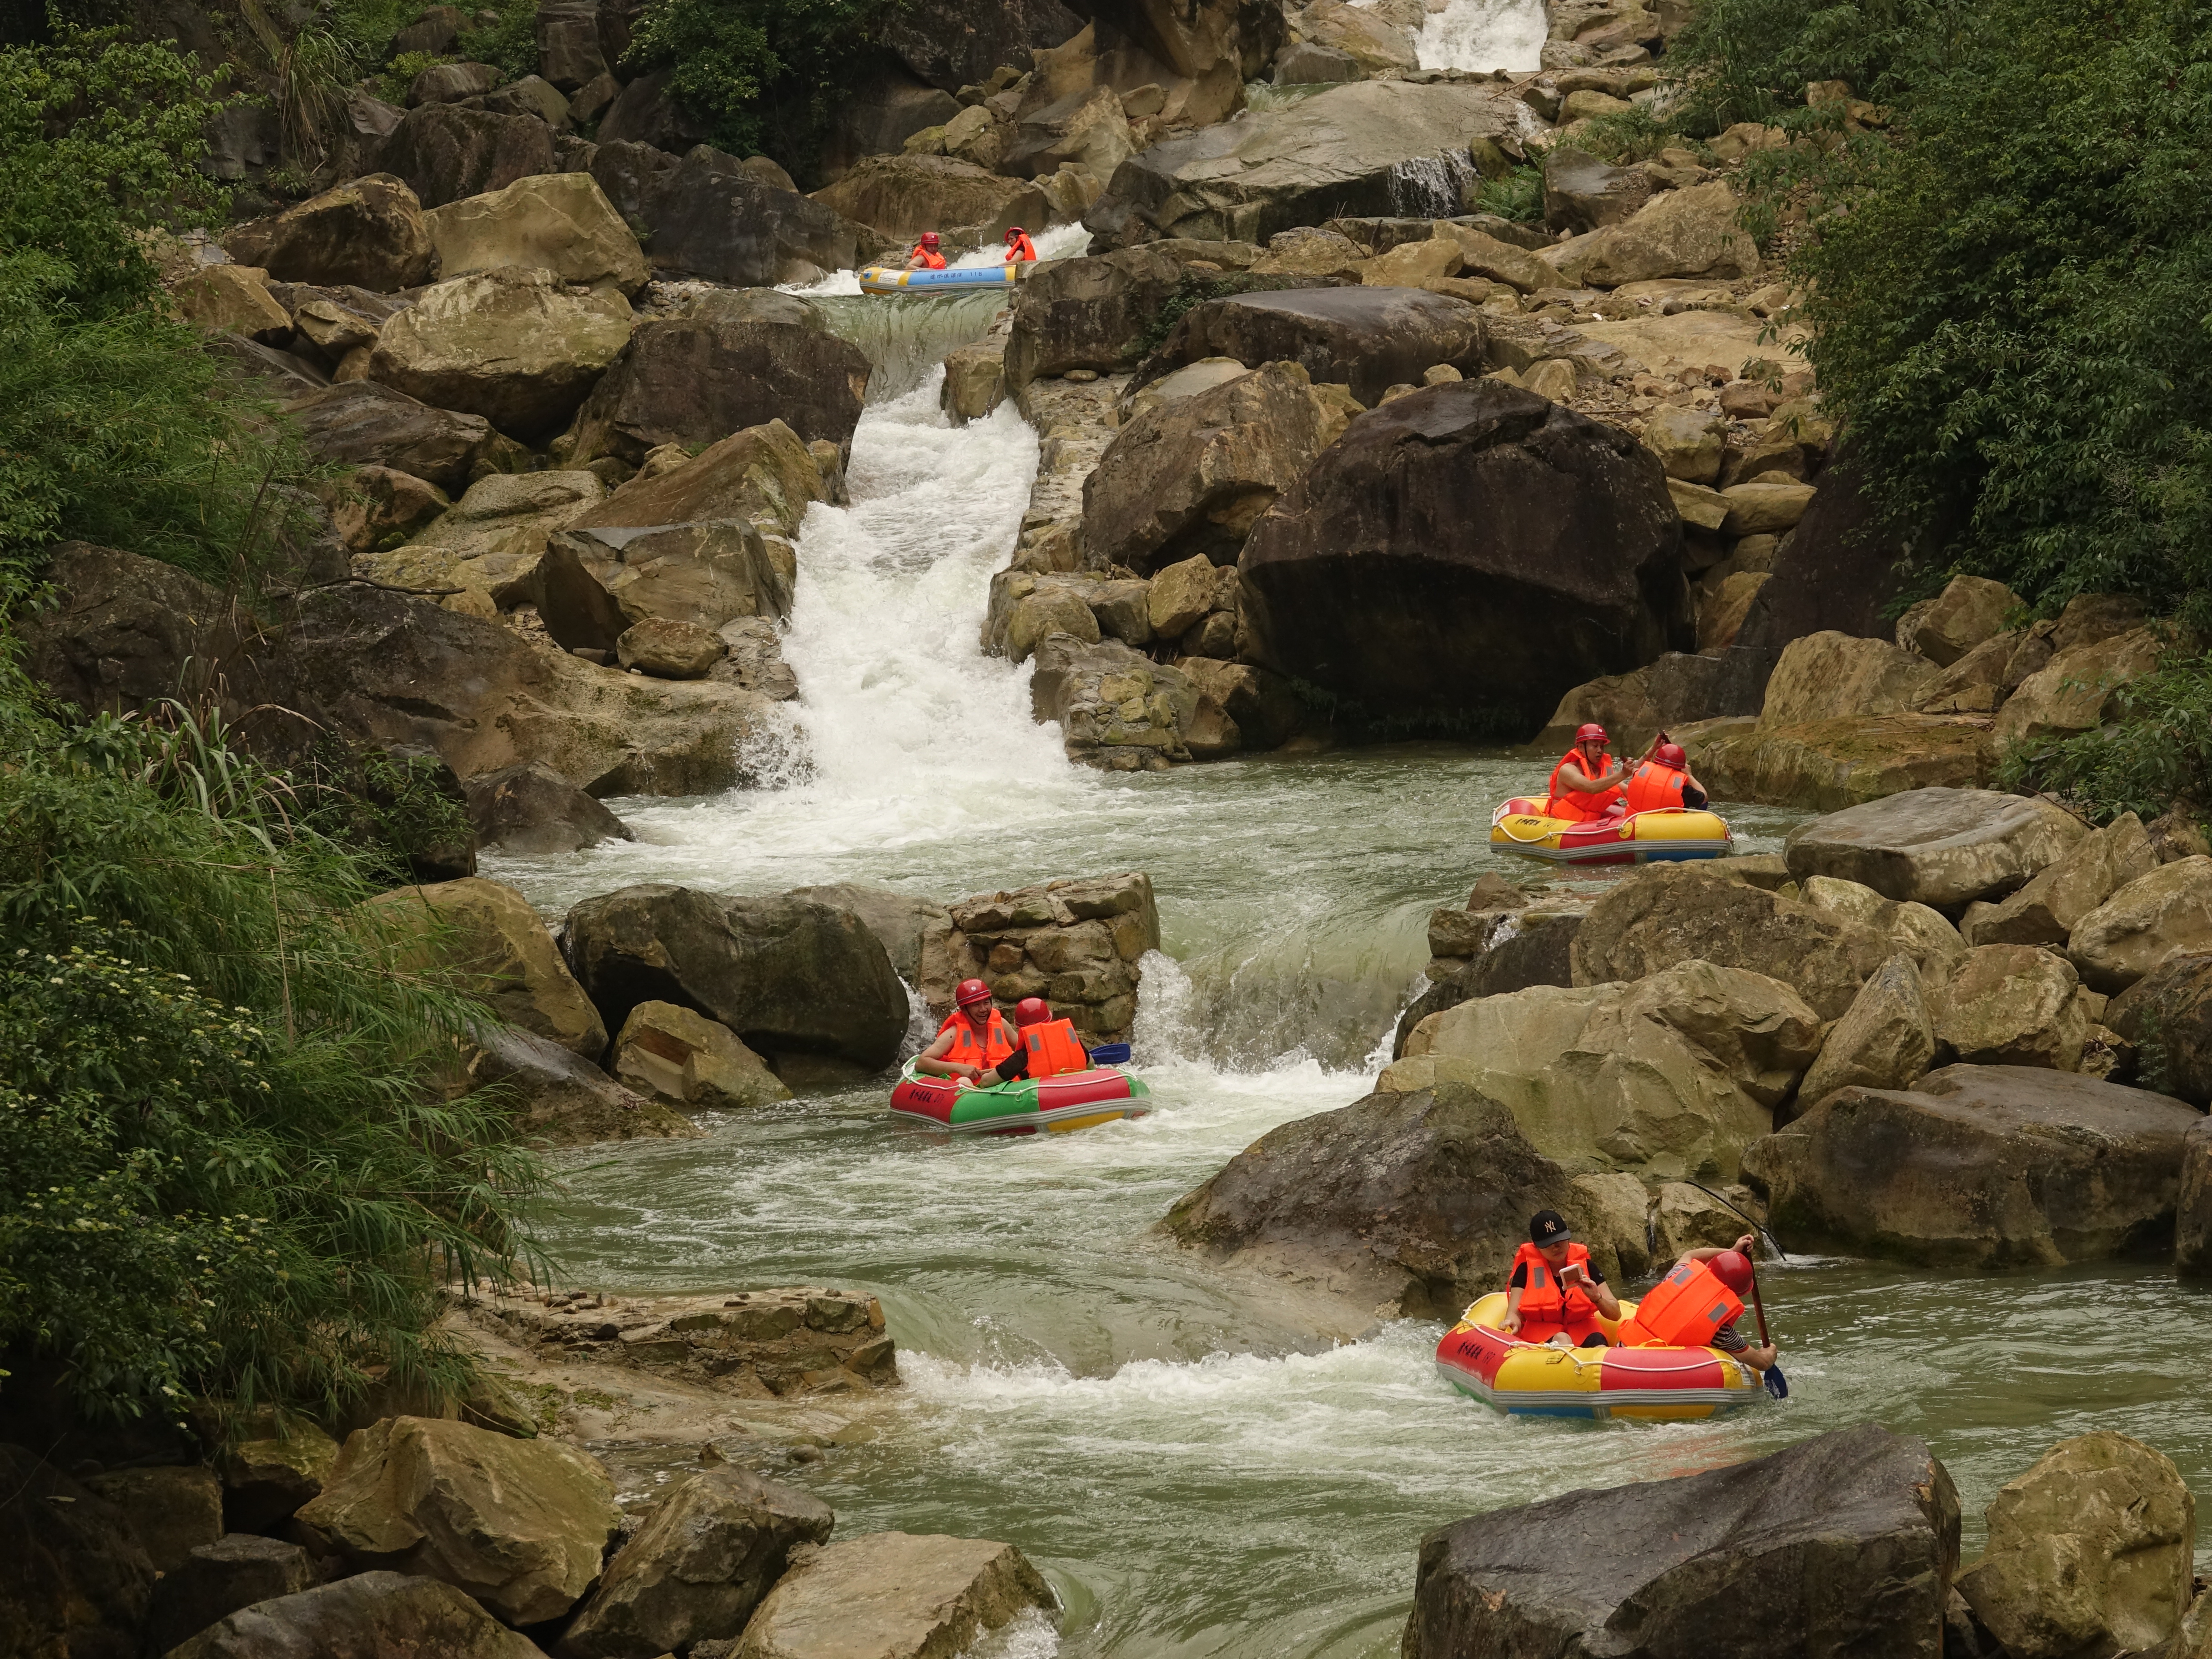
left=1003, top=225, right=1038, bottom=261
left=914, top=979, right=1025, bottom=1084
left=1622, top=739, right=1711, bottom=814
left=1502, top=1209, right=1622, bottom=1347
left=1624, top=1234, right=1778, bottom=1372
left=906, top=231, right=947, bottom=270
left=1012, top=996, right=1090, bottom=1078
left=1544, top=724, right=1630, bottom=823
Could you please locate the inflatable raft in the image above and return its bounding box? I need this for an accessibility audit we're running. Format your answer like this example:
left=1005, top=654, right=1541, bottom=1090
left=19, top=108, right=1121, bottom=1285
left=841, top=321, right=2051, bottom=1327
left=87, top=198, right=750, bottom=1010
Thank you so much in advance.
left=1489, top=798, right=1733, bottom=865
left=887, top=1055, right=1149, bottom=1135
left=1435, top=1292, right=1767, bottom=1420
left=858, top=263, right=1032, bottom=294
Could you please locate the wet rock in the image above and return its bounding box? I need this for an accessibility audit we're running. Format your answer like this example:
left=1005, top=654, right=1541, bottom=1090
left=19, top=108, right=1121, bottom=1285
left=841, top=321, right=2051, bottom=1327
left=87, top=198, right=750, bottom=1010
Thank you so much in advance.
left=221, top=176, right=437, bottom=291
left=1962, top=812, right=2156, bottom=947
left=934, top=871, right=1159, bottom=1035
left=463, top=1025, right=703, bottom=1144
left=1387, top=959, right=1821, bottom=1181
left=1086, top=80, right=1521, bottom=246
left=632, top=146, right=881, bottom=286
left=1795, top=952, right=1936, bottom=1112
left=1082, top=361, right=1353, bottom=573
left=166, top=1570, right=543, bottom=1659
left=0, top=1445, right=156, bottom=1657
left=1902, top=574, right=2020, bottom=667
left=1742, top=1064, right=2199, bottom=1266
left=1542, top=144, right=1649, bottom=233
left=557, top=1468, right=834, bottom=1659
left=1002, top=246, right=1188, bottom=389
left=941, top=341, right=1007, bottom=423
left=571, top=315, right=871, bottom=467
left=368, top=875, right=607, bottom=1058
left=300, top=1416, right=620, bottom=1623
left=1930, top=943, right=2086, bottom=1071
left=172, top=264, right=293, bottom=341
left=379, top=103, right=560, bottom=209
left=1757, top=630, right=1941, bottom=728
left=1028, top=632, right=1200, bottom=772
left=734, top=1532, right=1053, bottom=1659
left=150, top=1533, right=317, bottom=1656
left=1784, top=787, right=2089, bottom=910
left=612, top=1000, right=793, bottom=1111
left=786, top=885, right=949, bottom=985
left=1404, top=1425, right=1958, bottom=1659
left=285, top=381, right=491, bottom=493
left=423, top=171, right=647, bottom=289
left=563, top=885, right=910, bottom=1073
left=1238, top=379, right=1686, bottom=734
left=2109, top=951, right=2212, bottom=1104
left=1957, top=1431, right=2194, bottom=1659
left=812, top=153, right=1051, bottom=244
left=1392, top=900, right=1586, bottom=1059
left=80, top=1464, right=221, bottom=1573
left=1136, top=285, right=1486, bottom=410
left=1995, top=624, right=2184, bottom=746
left=371, top=266, right=634, bottom=439
left=219, top=1423, right=341, bottom=1531
left=2067, top=855, right=2212, bottom=993
left=1689, top=714, right=1999, bottom=810
left=1572, top=863, right=1891, bottom=1020
left=464, top=760, right=633, bottom=854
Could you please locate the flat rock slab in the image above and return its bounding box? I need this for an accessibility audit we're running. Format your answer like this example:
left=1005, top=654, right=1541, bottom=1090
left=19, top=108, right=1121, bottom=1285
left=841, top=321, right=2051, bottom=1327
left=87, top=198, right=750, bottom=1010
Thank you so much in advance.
left=1403, top=1424, right=1958, bottom=1659
left=1785, top=787, right=2087, bottom=909
left=1689, top=715, right=1997, bottom=810
left=734, top=1532, right=1056, bottom=1659
left=1742, top=1065, right=2199, bottom=1267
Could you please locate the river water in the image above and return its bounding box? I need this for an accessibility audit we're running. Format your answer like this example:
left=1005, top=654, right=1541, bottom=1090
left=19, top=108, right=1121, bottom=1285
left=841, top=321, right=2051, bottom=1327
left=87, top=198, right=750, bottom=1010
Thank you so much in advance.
left=489, top=283, right=2212, bottom=1654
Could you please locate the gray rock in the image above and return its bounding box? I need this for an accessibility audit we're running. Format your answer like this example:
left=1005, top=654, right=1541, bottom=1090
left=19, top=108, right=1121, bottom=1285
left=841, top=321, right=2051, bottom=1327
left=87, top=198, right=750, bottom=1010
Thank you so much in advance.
left=0, top=1445, right=155, bottom=1659
left=1002, top=246, right=1191, bottom=390
left=1027, top=632, right=1200, bottom=769
left=732, top=1532, right=1056, bottom=1659
left=1404, top=1425, right=1959, bottom=1659
left=1274, top=40, right=1362, bottom=81
left=463, top=1024, right=703, bottom=1145
left=877, top=0, right=1080, bottom=91
left=151, top=1534, right=317, bottom=1656
left=556, top=1468, right=835, bottom=1659
left=379, top=102, right=560, bottom=209
left=629, top=146, right=881, bottom=286
left=2177, top=1115, right=2212, bottom=1276
left=536, top=0, right=609, bottom=90
left=464, top=760, right=633, bottom=854
left=1541, top=144, right=1650, bottom=233
left=1391, top=904, right=1584, bottom=1059
left=1794, top=951, right=1935, bottom=1111
left=788, top=884, right=950, bottom=984
left=166, top=1570, right=544, bottom=1658
left=283, top=380, right=492, bottom=493
left=596, top=66, right=715, bottom=152
left=1136, top=284, right=1486, bottom=409
left=1784, top=788, right=2090, bottom=910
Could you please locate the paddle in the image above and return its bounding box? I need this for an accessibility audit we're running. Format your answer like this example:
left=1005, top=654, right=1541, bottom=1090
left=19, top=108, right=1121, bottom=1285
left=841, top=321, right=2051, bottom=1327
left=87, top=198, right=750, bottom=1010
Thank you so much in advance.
left=1683, top=1182, right=1790, bottom=1400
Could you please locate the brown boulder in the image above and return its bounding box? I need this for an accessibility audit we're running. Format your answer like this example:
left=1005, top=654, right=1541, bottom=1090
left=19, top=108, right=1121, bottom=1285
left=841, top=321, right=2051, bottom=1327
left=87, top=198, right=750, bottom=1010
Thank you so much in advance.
left=422, top=171, right=647, bottom=289
left=1783, top=786, right=2088, bottom=909
left=167, top=1570, right=543, bottom=1659
left=1002, top=246, right=1189, bottom=389
left=611, top=1000, right=793, bottom=1110
left=367, top=875, right=607, bottom=1058
left=578, top=418, right=829, bottom=540
left=378, top=103, right=559, bottom=209
left=1136, top=285, right=1487, bottom=409
left=464, top=760, right=632, bottom=854
left=2066, top=855, right=2212, bottom=993
left=2109, top=951, right=2212, bottom=1104
left=221, top=175, right=436, bottom=291
left=285, top=380, right=491, bottom=493
left=1962, top=811, right=2157, bottom=947
left=810, top=152, right=1051, bottom=242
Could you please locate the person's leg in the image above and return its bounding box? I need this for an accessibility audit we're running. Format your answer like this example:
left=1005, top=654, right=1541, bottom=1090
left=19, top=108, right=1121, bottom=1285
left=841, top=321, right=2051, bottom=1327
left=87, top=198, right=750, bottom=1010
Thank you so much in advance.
left=1578, top=1333, right=1609, bottom=1348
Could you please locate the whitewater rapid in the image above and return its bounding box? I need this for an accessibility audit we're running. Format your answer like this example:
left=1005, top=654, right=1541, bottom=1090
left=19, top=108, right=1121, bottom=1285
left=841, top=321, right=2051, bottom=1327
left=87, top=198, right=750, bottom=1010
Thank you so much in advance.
left=1415, top=0, right=1547, bottom=73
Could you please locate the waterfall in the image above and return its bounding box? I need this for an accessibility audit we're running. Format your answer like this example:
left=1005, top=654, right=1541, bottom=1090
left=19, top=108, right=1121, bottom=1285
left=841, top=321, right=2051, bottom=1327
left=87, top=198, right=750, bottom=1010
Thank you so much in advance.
left=1388, top=149, right=1483, bottom=216
left=1416, top=0, right=1547, bottom=71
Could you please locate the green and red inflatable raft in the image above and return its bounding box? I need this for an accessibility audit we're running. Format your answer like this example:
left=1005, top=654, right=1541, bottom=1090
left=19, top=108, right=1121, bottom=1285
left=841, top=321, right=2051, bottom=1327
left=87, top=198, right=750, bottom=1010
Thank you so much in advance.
left=887, top=1054, right=1150, bottom=1135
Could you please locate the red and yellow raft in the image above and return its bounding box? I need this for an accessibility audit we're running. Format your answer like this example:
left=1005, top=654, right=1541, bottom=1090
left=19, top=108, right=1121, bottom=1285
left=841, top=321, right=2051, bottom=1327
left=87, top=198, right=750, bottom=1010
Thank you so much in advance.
left=1435, top=1292, right=1767, bottom=1420
left=1488, top=798, right=1733, bottom=865
left=887, top=1056, right=1148, bottom=1136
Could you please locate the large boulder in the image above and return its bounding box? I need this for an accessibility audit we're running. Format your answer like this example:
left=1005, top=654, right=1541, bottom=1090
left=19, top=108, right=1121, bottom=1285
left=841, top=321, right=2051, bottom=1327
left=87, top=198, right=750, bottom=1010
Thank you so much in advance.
left=1994, top=623, right=2181, bottom=746
left=576, top=418, right=830, bottom=540
left=298, top=1416, right=621, bottom=1624
left=1136, top=285, right=1487, bottom=409
left=1086, top=80, right=1522, bottom=245
left=1570, top=864, right=1892, bottom=1020
left=423, top=171, right=648, bottom=289
left=1784, top=787, right=2089, bottom=910
left=563, top=885, right=910, bottom=1074
left=1162, top=1082, right=1576, bottom=1317
left=1757, top=630, right=1941, bottom=728
left=1541, top=145, right=1649, bottom=233
left=811, top=153, right=1051, bottom=242
left=1081, top=361, right=1352, bottom=573
left=934, top=871, right=1160, bottom=1035
left=1795, top=873, right=1965, bottom=975
left=569, top=315, right=871, bottom=466
left=556, top=1468, right=834, bottom=1659
left=544, top=520, right=794, bottom=644
left=628, top=146, right=880, bottom=286
left=0, top=1444, right=155, bottom=1659
left=787, top=884, right=950, bottom=984
left=1393, top=898, right=1585, bottom=1059
left=2066, top=855, right=2212, bottom=993
left=877, top=0, right=1082, bottom=91
left=366, top=875, right=606, bottom=1058
left=1001, top=246, right=1189, bottom=388
left=1795, top=952, right=1936, bottom=1109
left=81, top=1465, right=222, bottom=1573
left=1962, top=811, right=2156, bottom=947
left=379, top=103, right=560, bottom=209
left=285, top=380, right=492, bottom=492
left=220, top=175, right=436, bottom=291
left=1384, top=960, right=1822, bottom=1180
left=1550, top=180, right=1762, bottom=287
left=166, top=1570, right=543, bottom=1659
left=2109, top=951, right=2212, bottom=1105
left=149, top=1533, right=318, bottom=1656
left=1028, top=632, right=1201, bottom=769
left=2179, top=1115, right=2212, bottom=1273
left=1904, top=573, right=2020, bottom=667
left=1742, top=1065, right=2201, bottom=1266
left=1956, top=1432, right=2195, bottom=1659
left=1404, top=1425, right=1959, bottom=1659
left=369, top=266, right=634, bottom=439
left=1688, top=714, right=1998, bottom=811
left=1930, top=943, right=2086, bottom=1071
left=463, top=1024, right=702, bottom=1145
left=1237, top=379, right=1687, bottom=733
left=610, top=1000, right=794, bottom=1111
left=733, top=1533, right=1056, bottom=1659
left=219, top=1422, right=341, bottom=1530
left=1005, top=82, right=1133, bottom=181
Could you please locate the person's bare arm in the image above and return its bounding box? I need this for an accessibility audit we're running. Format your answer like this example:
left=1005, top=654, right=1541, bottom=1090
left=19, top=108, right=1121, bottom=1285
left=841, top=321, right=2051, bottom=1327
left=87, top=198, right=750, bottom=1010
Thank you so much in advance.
left=1563, top=1262, right=1621, bottom=1321
left=1502, top=1284, right=1526, bottom=1333
left=1678, top=1233, right=1759, bottom=1268
left=1560, top=760, right=1626, bottom=793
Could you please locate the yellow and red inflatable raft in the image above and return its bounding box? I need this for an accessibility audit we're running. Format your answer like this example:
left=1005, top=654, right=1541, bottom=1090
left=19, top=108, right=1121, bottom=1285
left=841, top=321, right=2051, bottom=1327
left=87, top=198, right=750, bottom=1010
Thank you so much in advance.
left=1435, top=1292, right=1767, bottom=1420
left=1489, top=799, right=1733, bottom=865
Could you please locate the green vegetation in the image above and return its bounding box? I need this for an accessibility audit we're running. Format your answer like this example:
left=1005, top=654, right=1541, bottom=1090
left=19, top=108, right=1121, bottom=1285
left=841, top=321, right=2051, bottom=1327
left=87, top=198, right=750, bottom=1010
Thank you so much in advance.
left=1998, top=656, right=2212, bottom=825
left=1470, top=162, right=1544, bottom=223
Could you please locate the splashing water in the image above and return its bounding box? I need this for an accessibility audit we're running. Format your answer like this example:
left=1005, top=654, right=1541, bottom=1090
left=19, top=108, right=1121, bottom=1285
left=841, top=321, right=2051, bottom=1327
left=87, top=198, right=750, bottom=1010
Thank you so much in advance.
left=1415, top=0, right=1547, bottom=70
left=1386, top=151, right=1482, bottom=217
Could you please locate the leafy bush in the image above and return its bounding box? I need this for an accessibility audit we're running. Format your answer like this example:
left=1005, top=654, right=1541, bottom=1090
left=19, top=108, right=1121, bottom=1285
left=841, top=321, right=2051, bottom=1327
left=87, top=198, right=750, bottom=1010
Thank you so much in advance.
left=1471, top=162, right=1544, bottom=223
left=1997, top=656, right=2212, bottom=826
left=0, top=674, right=546, bottom=1425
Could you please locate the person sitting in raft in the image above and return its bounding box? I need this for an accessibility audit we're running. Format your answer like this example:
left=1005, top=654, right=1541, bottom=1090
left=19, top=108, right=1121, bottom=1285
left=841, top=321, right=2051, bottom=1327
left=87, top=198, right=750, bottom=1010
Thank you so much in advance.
left=906, top=230, right=948, bottom=270
left=1544, top=723, right=1630, bottom=822
left=914, top=978, right=1025, bottom=1085
left=1619, top=1234, right=1780, bottom=1373
left=1502, top=1210, right=1622, bottom=1347
left=1622, top=738, right=1711, bottom=813
left=1013, top=996, right=1090, bottom=1078
left=1003, top=224, right=1038, bottom=262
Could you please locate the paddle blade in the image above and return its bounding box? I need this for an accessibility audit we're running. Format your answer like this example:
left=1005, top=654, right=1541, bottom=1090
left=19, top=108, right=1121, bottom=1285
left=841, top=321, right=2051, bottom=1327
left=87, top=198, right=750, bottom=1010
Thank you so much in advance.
left=1765, top=1362, right=1789, bottom=1400
left=1087, top=1042, right=1132, bottom=1065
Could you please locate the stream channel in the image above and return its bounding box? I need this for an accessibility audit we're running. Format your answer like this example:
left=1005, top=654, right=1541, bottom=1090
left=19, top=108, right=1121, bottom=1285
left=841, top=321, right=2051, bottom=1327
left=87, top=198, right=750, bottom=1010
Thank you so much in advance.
left=487, top=236, right=2212, bottom=1657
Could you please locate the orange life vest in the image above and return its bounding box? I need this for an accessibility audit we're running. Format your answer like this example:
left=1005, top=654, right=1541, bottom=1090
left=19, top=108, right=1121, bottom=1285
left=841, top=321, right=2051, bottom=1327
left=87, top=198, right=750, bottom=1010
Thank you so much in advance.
left=1005, top=232, right=1037, bottom=261
left=1624, top=759, right=1689, bottom=814
left=1545, top=748, right=1622, bottom=823
left=937, top=1008, right=1015, bottom=1070
left=1618, top=1258, right=1744, bottom=1349
left=1511, top=1242, right=1603, bottom=1341
left=910, top=245, right=947, bottom=269
left=1020, top=1017, right=1089, bottom=1079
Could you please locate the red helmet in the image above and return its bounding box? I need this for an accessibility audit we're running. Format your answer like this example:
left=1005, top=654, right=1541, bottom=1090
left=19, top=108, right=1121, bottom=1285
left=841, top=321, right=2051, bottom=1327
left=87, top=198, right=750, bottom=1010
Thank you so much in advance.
left=1005, top=225, right=1026, bottom=238
left=1709, top=1249, right=1755, bottom=1294
left=1654, top=743, right=1687, bottom=767
left=920, top=231, right=942, bottom=248
left=1574, top=723, right=1609, bottom=744
left=1013, top=996, right=1051, bottom=1027
left=954, top=977, right=991, bottom=1008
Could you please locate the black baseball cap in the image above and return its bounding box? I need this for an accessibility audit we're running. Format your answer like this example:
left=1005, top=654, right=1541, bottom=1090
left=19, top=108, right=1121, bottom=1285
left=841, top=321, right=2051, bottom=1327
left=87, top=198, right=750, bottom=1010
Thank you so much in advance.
left=1530, top=1210, right=1574, bottom=1245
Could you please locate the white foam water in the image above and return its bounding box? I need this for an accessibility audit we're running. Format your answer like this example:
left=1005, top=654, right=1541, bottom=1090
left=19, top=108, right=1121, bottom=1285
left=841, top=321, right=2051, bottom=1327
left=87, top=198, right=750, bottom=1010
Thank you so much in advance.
left=1416, top=0, right=1547, bottom=72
